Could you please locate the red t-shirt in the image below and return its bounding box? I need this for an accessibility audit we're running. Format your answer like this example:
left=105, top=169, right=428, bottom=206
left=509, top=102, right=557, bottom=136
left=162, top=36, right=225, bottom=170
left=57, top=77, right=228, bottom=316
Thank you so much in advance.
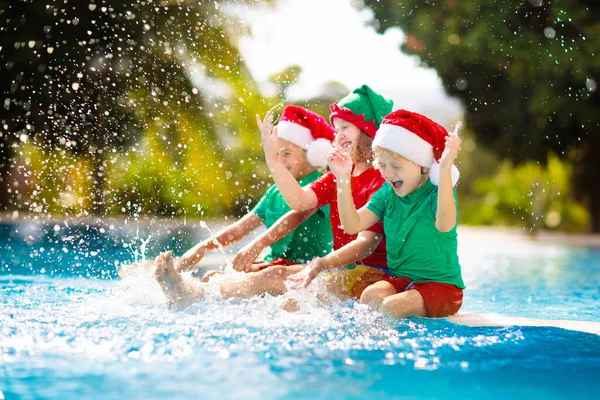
left=310, top=168, right=387, bottom=268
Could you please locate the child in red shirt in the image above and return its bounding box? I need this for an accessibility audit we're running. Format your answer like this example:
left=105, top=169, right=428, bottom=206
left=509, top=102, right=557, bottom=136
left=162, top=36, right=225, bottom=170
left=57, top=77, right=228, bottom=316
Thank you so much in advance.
left=152, top=86, right=396, bottom=307
left=260, top=85, right=394, bottom=297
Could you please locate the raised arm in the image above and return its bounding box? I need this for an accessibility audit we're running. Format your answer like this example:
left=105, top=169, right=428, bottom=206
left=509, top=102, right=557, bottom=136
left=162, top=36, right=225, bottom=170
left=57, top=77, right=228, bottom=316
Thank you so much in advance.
left=176, top=213, right=262, bottom=272
left=328, top=148, right=379, bottom=234
left=258, top=112, right=318, bottom=211
left=435, top=133, right=461, bottom=232
left=286, top=230, right=383, bottom=289
left=231, top=208, right=318, bottom=272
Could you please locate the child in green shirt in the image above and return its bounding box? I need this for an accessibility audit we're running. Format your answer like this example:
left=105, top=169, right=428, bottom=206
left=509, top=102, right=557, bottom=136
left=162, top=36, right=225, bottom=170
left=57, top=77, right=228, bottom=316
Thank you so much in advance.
left=296, top=109, right=465, bottom=318
left=174, top=106, right=335, bottom=276
left=120, top=106, right=334, bottom=279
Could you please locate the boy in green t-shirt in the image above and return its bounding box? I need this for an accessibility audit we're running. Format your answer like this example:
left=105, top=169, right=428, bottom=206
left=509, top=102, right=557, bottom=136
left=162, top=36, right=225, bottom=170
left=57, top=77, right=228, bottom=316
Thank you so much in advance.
left=173, top=105, right=335, bottom=276
left=119, top=106, right=334, bottom=279
left=309, top=109, right=465, bottom=318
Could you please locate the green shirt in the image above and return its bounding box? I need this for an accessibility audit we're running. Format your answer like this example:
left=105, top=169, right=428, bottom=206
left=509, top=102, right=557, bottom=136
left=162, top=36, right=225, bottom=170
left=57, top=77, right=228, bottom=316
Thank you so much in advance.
left=252, top=170, right=333, bottom=264
left=367, top=180, right=465, bottom=288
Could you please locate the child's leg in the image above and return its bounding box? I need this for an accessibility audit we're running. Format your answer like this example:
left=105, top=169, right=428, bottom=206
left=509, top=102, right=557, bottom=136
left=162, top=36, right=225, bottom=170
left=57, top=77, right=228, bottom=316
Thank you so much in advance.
left=218, top=264, right=305, bottom=299
left=153, top=252, right=207, bottom=308
left=199, top=258, right=289, bottom=282
left=360, top=280, right=428, bottom=318
left=200, top=270, right=223, bottom=282
left=380, top=290, right=428, bottom=319
left=154, top=258, right=306, bottom=306
left=360, top=281, right=398, bottom=307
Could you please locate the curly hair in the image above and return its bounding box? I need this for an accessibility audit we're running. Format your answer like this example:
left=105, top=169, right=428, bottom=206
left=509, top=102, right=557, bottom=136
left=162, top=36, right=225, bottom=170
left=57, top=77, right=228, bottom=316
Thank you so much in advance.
left=351, top=131, right=374, bottom=166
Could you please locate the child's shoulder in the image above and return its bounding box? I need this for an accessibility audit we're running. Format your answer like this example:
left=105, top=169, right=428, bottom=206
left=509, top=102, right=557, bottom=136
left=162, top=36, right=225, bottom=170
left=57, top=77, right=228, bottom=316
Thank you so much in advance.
left=263, top=183, right=279, bottom=197
left=313, top=170, right=334, bottom=183
left=373, top=181, right=393, bottom=204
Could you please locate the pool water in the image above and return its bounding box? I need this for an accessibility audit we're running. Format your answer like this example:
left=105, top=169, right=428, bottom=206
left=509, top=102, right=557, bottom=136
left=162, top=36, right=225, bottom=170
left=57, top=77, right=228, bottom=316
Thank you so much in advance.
left=1, top=221, right=600, bottom=399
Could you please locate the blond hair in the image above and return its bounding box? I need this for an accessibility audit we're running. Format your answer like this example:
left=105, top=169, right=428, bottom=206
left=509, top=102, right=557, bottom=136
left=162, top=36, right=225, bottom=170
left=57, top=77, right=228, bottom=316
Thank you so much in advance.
left=373, top=145, right=430, bottom=173
left=373, top=145, right=406, bottom=163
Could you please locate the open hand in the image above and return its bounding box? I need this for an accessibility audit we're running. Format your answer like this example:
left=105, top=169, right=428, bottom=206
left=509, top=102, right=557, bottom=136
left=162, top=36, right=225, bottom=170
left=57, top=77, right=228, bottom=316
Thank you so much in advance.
left=232, top=242, right=263, bottom=272
left=257, top=111, right=278, bottom=163
left=285, top=258, right=322, bottom=290
left=327, top=148, right=352, bottom=180
left=439, top=132, right=461, bottom=171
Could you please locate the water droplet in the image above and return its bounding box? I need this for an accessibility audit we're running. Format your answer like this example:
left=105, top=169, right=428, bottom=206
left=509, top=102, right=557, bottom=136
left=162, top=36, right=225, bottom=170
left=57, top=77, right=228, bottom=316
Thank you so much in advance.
left=544, top=27, right=556, bottom=39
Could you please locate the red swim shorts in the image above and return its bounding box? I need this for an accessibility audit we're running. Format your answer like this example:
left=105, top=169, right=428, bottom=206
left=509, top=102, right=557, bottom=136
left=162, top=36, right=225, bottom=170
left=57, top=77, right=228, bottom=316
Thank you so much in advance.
left=383, top=276, right=463, bottom=318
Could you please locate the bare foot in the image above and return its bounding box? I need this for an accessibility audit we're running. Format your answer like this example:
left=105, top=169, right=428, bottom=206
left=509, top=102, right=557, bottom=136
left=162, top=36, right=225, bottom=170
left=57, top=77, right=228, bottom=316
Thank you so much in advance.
left=153, top=251, right=191, bottom=308
left=200, top=270, right=224, bottom=282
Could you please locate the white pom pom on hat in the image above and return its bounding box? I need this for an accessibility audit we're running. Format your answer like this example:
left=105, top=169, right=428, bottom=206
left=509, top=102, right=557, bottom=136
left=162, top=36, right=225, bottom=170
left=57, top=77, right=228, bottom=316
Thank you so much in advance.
left=372, top=109, right=461, bottom=187
left=306, top=138, right=334, bottom=167
left=276, top=105, right=335, bottom=167
left=429, top=162, right=460, bottom=186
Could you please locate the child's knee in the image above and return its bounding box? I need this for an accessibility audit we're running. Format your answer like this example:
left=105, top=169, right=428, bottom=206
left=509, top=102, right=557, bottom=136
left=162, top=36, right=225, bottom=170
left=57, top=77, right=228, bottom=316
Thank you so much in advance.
left=360, top=282, right=394, bottom=306
left=380, top=296, right=397, bottom=314
left=380, top=291, right=427, bottom=319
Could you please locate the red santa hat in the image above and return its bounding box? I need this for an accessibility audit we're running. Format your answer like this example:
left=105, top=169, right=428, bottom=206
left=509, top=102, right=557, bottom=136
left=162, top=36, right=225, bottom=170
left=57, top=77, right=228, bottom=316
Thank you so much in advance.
left=373, top=109, right=460, bottom=186
left=277, top=105, right=335, bottom=167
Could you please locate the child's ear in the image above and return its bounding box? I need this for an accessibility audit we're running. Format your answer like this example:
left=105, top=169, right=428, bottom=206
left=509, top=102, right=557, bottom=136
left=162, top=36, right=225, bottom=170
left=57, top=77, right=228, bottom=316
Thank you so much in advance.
left=421, top=167, right=430, bottom=175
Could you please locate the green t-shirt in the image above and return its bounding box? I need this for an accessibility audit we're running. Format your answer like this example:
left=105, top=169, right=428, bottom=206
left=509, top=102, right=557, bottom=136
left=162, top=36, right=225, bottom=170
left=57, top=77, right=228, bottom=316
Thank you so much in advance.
left=252, top=170, right=333, bottom=264
left=366, top=180, right=465, bottom=288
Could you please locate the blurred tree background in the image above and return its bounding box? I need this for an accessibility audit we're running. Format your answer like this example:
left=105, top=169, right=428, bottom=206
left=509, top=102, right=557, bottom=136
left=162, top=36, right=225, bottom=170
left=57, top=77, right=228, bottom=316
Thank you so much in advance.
left=0, top=0, right=278, bottom=220
left=361, top=0, right=599, bottom=232
left=1, top=0, right=599, bottom=233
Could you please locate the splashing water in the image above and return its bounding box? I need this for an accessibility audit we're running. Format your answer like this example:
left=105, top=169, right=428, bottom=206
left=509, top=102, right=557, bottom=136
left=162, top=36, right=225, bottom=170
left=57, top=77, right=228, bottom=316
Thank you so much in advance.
left=199, top=220, right=234, bottom=272
left=2, top=222, right=600, bottom=399
left=452, top=120, right=463, bottom=136
left=121, top=228, right=153, bottom=267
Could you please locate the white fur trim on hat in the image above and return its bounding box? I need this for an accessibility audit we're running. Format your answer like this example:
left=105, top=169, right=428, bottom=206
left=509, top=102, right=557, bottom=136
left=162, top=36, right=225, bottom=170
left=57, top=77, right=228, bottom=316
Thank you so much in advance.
left=373, top=123, right=434, bottom=168
left=429, top=162, right=460, bottom=187
left=306, top=138, right=333, bottom=167
left=277, top=120, right=313, bottom=150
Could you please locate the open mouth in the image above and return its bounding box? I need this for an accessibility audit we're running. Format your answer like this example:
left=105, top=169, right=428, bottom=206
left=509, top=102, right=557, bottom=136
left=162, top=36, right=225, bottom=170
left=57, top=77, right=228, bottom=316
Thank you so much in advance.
left=340, top=141, right=352, bottom=149
left=391, top=180, right=403, bottom=190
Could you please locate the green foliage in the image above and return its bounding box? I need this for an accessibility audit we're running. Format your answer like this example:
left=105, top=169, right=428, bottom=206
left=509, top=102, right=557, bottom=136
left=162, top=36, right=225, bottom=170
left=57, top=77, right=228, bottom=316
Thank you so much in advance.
left=460, top=153, right=589, bottom=232
left=12, top=143, right=92, bottom=216
left=362, top=0, right=600, bottom=230
left=1, top=0, right=273, bottom=218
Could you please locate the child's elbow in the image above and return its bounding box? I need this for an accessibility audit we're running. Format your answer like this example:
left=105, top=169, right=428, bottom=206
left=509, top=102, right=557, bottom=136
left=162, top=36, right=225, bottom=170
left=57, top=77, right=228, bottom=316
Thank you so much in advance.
left=289, top=195, right=315, bottom=212
left=289, top=201, right=309, bottom=212
left=342, top=224, right=360, bottom=235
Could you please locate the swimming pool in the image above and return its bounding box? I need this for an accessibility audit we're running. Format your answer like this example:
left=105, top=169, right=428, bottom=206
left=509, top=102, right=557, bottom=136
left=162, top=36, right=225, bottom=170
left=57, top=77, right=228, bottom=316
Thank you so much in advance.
left=1, top=221, right=600, bottom=399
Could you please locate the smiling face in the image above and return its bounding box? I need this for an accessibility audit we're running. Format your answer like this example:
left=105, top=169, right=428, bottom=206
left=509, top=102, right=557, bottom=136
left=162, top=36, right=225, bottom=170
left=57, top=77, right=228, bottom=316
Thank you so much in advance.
left=374, top=146, right=429, bottom=197
left=332, top=117, right=373, bottom=165
left=277, top=138, right=315, bottom=180
left=332, top=117, right=361, bottom=150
